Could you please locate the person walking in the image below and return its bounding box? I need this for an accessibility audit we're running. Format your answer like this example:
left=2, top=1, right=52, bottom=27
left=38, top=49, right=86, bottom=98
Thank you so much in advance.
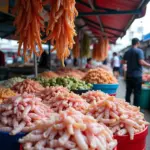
left=122, top=38, right=150, bottom=106
left=112, top=52, right=120, bottom=79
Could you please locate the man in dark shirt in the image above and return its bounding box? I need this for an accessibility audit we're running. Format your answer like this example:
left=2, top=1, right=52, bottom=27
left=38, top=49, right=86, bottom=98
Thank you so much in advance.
left=122, top=38, right=150, bottom=106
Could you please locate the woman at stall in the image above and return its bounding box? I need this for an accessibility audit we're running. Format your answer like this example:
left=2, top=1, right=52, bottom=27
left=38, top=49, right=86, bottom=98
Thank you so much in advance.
left=85, top=58, right=93, bottom=69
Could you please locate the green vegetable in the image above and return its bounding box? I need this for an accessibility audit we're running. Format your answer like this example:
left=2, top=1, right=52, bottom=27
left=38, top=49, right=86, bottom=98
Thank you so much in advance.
left=35, top=76, right=93, bottom=90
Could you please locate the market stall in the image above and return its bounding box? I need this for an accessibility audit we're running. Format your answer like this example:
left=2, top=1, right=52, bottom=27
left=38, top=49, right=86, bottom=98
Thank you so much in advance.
left=0, top=0, right=150, bottom=150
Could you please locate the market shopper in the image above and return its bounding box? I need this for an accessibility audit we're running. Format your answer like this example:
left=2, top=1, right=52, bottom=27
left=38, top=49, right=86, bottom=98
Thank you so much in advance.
left=39, top=50, right=49, bottom=68
left=112, top=52, right=120, bottom=79
left=122, top=38, right=150, bottom=106
left=85, top=58, right=93, bottom=69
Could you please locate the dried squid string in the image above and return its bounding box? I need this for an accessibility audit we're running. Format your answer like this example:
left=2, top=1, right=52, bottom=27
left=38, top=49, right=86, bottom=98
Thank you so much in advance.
left=92, top=37, right=109, bottom=61
left=72, top=36, right=80, bottom=58
left=44, top=0, right=78, bottom=66
left=13, top=0, right=44, bottom=62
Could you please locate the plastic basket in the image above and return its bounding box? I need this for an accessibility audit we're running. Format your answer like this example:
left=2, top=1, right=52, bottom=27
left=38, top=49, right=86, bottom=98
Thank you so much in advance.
left=0, top=131, right=25, bottom=150
left=93, top=84, right=119, bottom=94
left=114, top=126, right=148, bottom=150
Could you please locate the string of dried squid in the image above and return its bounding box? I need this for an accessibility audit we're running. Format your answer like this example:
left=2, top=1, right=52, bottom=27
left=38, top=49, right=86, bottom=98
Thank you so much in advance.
left=44, top=0, right=78, bottom=66
left=13, top=0, right=44, bottom=62
left=92, top=37, right=109, bottom=61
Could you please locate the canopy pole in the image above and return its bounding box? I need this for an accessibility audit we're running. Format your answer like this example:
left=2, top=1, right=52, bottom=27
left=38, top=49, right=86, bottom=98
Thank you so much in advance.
left=48, top=41, right=51, bottom=70
left=34, top=54, right=38, bottom=78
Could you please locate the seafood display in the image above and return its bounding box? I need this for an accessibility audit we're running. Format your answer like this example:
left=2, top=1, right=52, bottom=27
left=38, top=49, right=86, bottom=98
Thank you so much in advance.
left=0, top=93, right=52, bottom=135
left=86, top=91, right=149, bottom=140
left=81, top=90, right=109, bottom=104
left=12, top=79, right=44, bottom=94
left=19, top=108, right=117, bottom=150
left=36, top=86, right=70, bottom=101
left=83, top=68, right=118, bottom=84
left=37, top=87, right=89, bottom=113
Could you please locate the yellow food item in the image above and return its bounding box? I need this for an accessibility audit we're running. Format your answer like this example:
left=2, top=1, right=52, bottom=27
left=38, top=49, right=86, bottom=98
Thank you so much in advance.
left=14, top=0, right=44, bottom=62
left=0, top=88, right=16, bottom=104
left=83, top=68, right=118, bottom=84
left=45, top=0, right=78, bottom=66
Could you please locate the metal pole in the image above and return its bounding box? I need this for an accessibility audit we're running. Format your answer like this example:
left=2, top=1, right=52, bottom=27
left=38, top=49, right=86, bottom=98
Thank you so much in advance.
left=34, top=54, right=38, bottom=77
left=48, top=41, right=51, bottom=70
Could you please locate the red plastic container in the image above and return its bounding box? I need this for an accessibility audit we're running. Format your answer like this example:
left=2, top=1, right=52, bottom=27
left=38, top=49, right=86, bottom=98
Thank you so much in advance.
left=20, top=145, right=117, bottom=150
left=109, top=93, right=116, bottom=96
left=114, top=126, right=148, bottom=150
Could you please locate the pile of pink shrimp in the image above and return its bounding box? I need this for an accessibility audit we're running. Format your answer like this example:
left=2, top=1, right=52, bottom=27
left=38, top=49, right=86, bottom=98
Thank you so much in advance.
left=47, top=92, right=89, bottom=113
left=37, top=86, right=89, bottom=113
left=86, top=92, right=149, bottom=140
left=12, top=79, right=44, bottom=94
left=0, top=93, right=52, bottom=135
left=81, top=90, right=109, bottom=104
left=36, top=86, right=70, bottom=101
left=19, top=108, right=117, bottom=150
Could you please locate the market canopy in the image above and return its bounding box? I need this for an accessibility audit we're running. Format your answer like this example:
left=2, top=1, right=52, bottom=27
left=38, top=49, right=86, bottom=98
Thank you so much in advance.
left=76, top=0, right=149, bottom=43
left=0, top=0, right=149, bottom=43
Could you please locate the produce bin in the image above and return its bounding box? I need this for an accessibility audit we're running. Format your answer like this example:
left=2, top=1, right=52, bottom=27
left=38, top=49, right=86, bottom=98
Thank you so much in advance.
left=0, top=131, right=25, bottom=150
left=114, top=126, right=148, bottom=150
left=137, top=87, right=150, bottom=109
left=93, top=84, right=119, bottom=94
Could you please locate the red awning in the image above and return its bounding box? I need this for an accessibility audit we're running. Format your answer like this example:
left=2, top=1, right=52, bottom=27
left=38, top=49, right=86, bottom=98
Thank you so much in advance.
left=76, top=0, right=148, bottom=43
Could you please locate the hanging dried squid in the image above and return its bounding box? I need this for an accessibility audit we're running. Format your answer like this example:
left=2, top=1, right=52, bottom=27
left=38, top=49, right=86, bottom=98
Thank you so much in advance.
left=72, top=36, right=80, bottom=58
left=92, top=37, right=109, bottom=61
left=44, top=0, right=78, bottom=66
left=13, top=0, right=44, bottom=62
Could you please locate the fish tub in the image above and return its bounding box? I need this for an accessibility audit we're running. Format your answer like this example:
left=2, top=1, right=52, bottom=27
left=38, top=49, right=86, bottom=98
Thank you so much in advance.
left=93, top=84, right=119, bottom=95
left=114, top=126, right=148, bottom=150
left=0, top=131, right=25, bottom=150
